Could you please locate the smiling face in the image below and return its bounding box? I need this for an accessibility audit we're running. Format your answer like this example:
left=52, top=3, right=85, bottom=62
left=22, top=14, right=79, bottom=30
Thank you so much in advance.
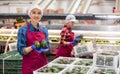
left=67, top=21, right=75, bottom=28
left=30, top=8, right=42, bottom=24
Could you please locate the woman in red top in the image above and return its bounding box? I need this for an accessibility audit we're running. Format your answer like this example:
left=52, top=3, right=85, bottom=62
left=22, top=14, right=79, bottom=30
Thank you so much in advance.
left=56, top=14, right=82, bottom=58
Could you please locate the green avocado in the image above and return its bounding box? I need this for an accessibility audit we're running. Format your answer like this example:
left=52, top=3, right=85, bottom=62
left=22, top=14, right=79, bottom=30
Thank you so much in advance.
left=75, top=38, right=81, bottom=43
left=41, top=40, right=47, bottom=48
left=80, top=35, right=83, bottom=39
left=35, top=41, right=41, bottom=50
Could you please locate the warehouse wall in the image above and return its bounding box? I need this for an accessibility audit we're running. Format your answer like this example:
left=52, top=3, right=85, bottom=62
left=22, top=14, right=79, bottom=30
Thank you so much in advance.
left=0, top=4, right=31, bottom=13
left=88, top=0, right=115, bottom=13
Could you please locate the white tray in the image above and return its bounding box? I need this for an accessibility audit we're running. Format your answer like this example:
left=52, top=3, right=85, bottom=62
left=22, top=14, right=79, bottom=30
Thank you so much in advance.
left=93, top=51, right=119, bottom=69
left=61, top=65, right=92, bottom=74
left=50, top=57, right=78, bottom=65
left=72, top=58, right=93, bottom=67
left=73, top=42, right=96, bottom=57
left=33, top=63, right=68, bottom=74
left=89, top=66, right=118, bottom=74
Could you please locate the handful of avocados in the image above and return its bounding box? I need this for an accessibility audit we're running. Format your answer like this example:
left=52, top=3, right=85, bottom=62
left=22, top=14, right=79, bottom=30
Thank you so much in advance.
left=34, top=40, right=47, bottom=50
left=75, top=35, right=83, bottom=43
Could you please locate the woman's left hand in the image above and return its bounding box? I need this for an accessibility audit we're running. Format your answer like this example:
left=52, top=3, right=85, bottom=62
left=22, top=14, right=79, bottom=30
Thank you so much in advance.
left=39, top=46, right=49, bottom=53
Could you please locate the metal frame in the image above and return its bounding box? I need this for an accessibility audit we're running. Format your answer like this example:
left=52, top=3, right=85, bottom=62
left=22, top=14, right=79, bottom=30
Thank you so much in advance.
left=0, top=13, right=120, bottom=20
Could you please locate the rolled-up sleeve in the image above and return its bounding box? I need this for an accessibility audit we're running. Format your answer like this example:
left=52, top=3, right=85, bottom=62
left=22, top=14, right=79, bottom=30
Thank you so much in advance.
left=17, top=26, right=27, bottom=56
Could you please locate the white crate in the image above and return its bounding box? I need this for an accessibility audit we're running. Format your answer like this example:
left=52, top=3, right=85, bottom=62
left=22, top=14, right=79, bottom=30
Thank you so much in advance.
left=72, top=58, right=93, bottom=67
left=61, top=65, right=92, bottom=74
left=50, top=57, right=78, bottom=65
left=97, top=44, right=120, bottom=51
left=119, top=52, right=120, bottom=69
left=33, top=63, right=68, bottom=74
left=73, top=42, right=96, bottom=57
left=8, top=42, right=17, bottom=51
left=117, top=68, right=120, bottom=74
left=89, top=67, right=118, bottom=74
left=93, top=51, right=119, bottom=69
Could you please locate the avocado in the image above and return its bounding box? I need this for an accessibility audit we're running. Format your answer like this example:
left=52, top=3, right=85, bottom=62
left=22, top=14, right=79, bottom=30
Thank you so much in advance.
left=34, top=41, right=41, bottom=50
left=41, top=40, right=47, bottom=48
left=75, top=38, right=81, bottom=43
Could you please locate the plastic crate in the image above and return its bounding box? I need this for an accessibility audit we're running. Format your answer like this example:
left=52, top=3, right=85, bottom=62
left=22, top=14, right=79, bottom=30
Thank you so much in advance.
left=93, top=51, right=119, bottom=69
left=119, top=52, right=120, bottom=69
left=118, top=68, right=120, bottom=74
left=33, top=63, right=67, bottom=74
left=50, top=42, right=59, bottom=54
left=97, top=44, right=120, bottom=51
left=0, top=68, right=21, bottom=74
left=0, top=54, right=11, bottom=74
left=5, top=50, right=18, bottom=55
left=7, top=50, right=18, bottom=56
left=49, top=37, right=60, bottom=54
left=0, top=54, right=11, bottom=69
left=73, top=42, right=96, bottom=57
left=4, top=54, right=22, bottom=69
left=72, top=58, right=93, bottom=66
left=50, top=57, right=77, bottom=65
left=8, top=42, right=17, bottom=51
left=61, top=65, right=91, bottom=74
left=89, top=67, right=118, bottom=74
left=0, top=52, right=22, bottom=74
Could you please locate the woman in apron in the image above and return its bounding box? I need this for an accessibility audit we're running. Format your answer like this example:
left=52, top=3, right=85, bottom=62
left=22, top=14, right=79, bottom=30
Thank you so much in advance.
left=17, top=5, right=49, bottom=74
left=56, top=14, right=82, bottom=58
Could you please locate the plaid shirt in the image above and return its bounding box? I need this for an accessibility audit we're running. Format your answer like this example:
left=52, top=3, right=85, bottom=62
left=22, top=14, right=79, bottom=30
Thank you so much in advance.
left=17, top=23, right=49, bottom=56
left=60, top=24, right=74, bottom=45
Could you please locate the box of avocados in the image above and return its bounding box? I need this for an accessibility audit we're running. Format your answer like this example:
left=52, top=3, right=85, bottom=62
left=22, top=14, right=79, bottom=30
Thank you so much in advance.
left=93, top=50, right=119, bottom=69
left=50, top=57, right=78, bottom=65
left=61, top=65, right=91, bottom=74
left=89, top=67, right=118, bottom=74
left=73, top=42, right=96, bottom=57
left=72, top=58, right=93, bottom=67
left=33, top=63, right=68, bottom=74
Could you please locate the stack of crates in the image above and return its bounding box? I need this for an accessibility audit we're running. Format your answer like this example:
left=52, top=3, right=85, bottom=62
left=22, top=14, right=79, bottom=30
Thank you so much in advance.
left=0, top=53, right=10, bottom=74
left=0, top=50, right=22, bottom=74
left=92, top=50, right=119, bottom=74
left=34, top=57, right=93, bottom=74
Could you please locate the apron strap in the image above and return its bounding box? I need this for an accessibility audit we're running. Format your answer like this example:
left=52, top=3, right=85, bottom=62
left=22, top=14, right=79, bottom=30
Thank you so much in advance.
left=27, top=23, right=44, bottom=33
left=27, top=23, right=31, bottom=32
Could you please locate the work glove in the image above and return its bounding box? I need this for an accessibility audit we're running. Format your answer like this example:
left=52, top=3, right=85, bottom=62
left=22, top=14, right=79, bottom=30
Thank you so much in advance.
left=70, top=40, right=78, bottom=45
left=32, top=45, right=49, bottom=53
left=70, top=34, right=83, bottom=45
left=31, top=44, right=42, bottom=53
left=31, top=41, right=42, bottom=53
left=75, top=34, right=83, bottom=39
left=75, top=34, right=83, bottom=43
left=39, top=46, right=49, bottom=53
left=32, top=40, right=49, bottom=53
